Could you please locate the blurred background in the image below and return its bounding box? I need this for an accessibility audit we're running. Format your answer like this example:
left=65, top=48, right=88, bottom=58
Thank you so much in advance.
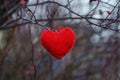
left=0, top=0, right=120, bottom=80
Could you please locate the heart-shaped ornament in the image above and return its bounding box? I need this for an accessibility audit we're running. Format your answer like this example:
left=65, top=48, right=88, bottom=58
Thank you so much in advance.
left=40, top=26, right=76, bottom=59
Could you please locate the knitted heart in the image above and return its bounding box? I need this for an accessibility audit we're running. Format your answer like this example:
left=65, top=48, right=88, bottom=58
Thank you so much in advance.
left=40, top=26, right=76, bottom=59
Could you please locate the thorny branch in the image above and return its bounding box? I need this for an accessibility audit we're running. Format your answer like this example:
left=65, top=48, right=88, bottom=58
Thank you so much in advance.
left=28, top=1, right=38, bottom=79
left=0, top=0, right=120, bottom=31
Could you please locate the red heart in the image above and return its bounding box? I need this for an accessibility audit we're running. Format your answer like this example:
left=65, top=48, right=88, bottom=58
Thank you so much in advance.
left=40, top=26, right=76, bottom=59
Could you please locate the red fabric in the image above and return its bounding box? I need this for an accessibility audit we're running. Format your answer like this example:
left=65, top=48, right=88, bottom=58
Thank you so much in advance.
left=40, top=26, right=76, bottom=59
